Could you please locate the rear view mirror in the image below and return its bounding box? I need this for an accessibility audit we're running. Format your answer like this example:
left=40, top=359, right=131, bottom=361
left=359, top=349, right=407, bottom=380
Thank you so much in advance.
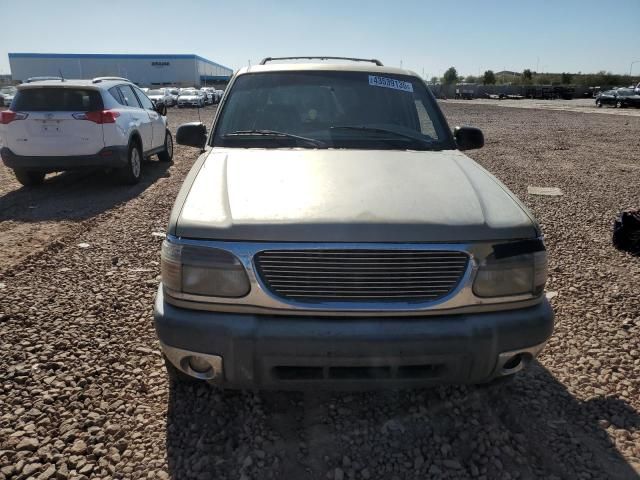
left=176, top=122, right=207, bottom=149
left=454, top=126, right=484, bottom=150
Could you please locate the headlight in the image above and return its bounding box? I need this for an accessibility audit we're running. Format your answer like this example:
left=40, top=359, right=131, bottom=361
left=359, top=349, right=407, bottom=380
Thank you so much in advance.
left=473, top=241, right=547, bottom=297
left=161, top=240, right=250, bottom=297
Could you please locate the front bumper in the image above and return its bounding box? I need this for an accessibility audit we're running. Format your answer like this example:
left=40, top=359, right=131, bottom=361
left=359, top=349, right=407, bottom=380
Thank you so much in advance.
left=154, top=287, right=554, bottom=390
left=1, top=146, right=128, bottom=171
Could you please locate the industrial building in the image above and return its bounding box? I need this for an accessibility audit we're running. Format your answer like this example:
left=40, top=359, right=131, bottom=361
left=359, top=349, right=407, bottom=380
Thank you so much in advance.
left=8, top=53, right=233, bottom=88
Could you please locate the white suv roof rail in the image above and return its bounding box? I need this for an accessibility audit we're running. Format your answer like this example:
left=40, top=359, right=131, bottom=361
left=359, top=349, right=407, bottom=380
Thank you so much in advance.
left=259, top=56, right=383, bottom=67
left=92, top=76, right=131, bottom=83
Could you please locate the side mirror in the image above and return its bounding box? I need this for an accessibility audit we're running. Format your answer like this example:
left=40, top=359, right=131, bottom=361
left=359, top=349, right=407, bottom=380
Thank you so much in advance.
left=154, top=101, right=167, bottom=116
left=176, top=122, right=207, bottom=149
left=454, top=126, right=484, bottom=151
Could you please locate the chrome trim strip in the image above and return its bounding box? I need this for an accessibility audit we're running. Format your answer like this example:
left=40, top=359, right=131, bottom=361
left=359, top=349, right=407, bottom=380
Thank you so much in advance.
left=163, top=235, right=540, bottom=315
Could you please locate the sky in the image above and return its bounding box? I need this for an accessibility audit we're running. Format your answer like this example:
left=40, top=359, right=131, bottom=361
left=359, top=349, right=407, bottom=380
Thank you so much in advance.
left=1, top=0, right=639, bottom=78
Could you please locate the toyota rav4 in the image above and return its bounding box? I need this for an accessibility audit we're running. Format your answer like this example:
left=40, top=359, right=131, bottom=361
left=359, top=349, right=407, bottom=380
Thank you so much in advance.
left=154, top=57, right=554, bottom=390
left=0, top=77, right=173, bottom=186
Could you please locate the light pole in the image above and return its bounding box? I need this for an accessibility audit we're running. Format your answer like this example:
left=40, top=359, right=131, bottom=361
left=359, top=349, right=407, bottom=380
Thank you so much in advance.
left=630, top=60, right=640, bottom=76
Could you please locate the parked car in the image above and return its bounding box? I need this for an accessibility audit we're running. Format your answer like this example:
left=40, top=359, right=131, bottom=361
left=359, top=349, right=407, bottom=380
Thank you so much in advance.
left=177, top=89, right=205, bottom=108
left=0, top=86, right=17, bottom=107
left=596, top=88, right=640, bottom=108
left=200, top=88, right=214, bottom=105
left=147, top=88, right=175, bottom=107
left=0, top=77, right=173, bottom=186
left=167, top=88, right=180, bottom=105
left=154, top=57, right=553, bottom=389
left=635, top=82, right=640, bottom=94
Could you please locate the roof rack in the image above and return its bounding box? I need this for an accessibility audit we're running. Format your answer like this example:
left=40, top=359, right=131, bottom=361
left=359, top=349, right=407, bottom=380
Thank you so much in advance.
left=92, top=76, right=131, bottom=83
left=259, top=56, right=383, bottom=66
left=26, top=76, right=64, bottom=83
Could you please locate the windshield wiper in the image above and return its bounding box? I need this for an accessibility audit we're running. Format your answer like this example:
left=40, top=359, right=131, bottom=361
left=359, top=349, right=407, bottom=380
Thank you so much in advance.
left=223, top=130, right=327, bottom=148
left=330, top=125, right=435, bottom=149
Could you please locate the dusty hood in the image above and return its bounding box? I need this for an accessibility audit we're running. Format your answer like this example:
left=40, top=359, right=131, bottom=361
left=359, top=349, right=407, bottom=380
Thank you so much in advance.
left=172, top=148, right=538, bottom=242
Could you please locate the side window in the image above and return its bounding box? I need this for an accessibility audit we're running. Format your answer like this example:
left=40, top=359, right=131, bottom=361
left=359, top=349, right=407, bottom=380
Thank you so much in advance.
left=133, top=87, right=154, bottom=110
left=118, top=85, right=141, bottom=108
left=108, top=86, right=124, bottom=105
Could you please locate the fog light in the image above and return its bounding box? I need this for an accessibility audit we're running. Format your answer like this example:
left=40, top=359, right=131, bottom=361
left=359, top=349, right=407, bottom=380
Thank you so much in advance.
left=188, top=355, right=212, bottom=373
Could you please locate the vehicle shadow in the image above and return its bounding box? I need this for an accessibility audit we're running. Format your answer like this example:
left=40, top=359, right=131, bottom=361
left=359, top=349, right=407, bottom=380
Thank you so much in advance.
left=164, top=362, right=640, bottom=479
left=0, top=159, right=172, bottom=223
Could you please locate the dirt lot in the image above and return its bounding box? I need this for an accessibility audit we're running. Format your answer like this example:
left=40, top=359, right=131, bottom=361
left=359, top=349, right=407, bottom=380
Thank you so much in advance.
left=1, top=103, right=639, bottom=480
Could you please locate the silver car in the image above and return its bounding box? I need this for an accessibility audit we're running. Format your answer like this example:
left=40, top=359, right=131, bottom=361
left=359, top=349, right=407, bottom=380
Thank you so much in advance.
left=0, top=86, right=17, bottom=107
left=177, top=89, right=205, bottom=108
left=156, top=57, right=553, bottom=389
left=146, top=88, right=174, bottom=107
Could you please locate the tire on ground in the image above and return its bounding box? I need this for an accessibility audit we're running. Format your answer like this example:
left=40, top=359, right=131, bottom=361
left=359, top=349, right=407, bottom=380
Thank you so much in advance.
left=116, top=140, right=143, bottom=185
left=13, top=169, right=45, bottom=187
left=158, top=130, right=174, bottom=163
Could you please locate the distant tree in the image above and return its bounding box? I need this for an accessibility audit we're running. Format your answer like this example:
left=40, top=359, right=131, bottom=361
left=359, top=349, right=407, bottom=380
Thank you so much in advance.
left=483, top=70, right=496, bottom=85
left=442, top=67, right=459, bottom=85
left=430, top=76, right=439, bottom=85
left=561, top=72, right=573, bottom=84
left=523, top=69, right=533, bottom=80
left=464, top=75, right=478, bottom=83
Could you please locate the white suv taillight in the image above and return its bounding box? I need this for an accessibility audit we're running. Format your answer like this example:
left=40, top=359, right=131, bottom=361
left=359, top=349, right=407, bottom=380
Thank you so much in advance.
left=0, top=110, right=28, bottom=124
left=72, top=110, right=120, bottom=124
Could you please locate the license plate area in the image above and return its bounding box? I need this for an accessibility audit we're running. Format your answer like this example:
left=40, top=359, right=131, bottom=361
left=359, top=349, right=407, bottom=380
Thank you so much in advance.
left=40, top=120, right=63, bottom=136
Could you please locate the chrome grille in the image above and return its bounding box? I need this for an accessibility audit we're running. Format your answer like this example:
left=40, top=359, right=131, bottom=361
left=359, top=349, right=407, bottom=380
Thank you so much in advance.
left=254, top=249, right=469, bottom=302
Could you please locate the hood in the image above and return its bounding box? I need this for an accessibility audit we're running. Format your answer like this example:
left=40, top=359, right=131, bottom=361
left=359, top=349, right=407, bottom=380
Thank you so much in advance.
left=173, top=148, right=538, bottom=242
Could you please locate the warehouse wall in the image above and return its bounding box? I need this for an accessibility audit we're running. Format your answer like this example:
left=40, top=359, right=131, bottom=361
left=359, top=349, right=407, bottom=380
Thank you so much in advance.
left=8, top=54, right=232, bottom=87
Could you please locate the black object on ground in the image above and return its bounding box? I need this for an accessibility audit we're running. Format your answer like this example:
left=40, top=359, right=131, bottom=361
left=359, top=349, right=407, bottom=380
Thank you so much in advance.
left=613, top=209, right=640, bottom=254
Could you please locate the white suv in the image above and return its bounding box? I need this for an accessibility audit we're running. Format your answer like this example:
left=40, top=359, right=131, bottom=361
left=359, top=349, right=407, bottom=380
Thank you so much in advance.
left=0, top=77, right=173, bottom=186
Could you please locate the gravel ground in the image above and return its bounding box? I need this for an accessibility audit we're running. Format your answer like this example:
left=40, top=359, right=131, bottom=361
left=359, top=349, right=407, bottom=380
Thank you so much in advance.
left=1, top=103, right=639, bottom=480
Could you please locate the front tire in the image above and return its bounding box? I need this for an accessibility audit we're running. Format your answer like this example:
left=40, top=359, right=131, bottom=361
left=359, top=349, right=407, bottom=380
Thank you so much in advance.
left=13, top=169, right=45, bottom=186
left=158, top=130, right=174, bottom=162
left=117, top=141, right=142, bottom=184
left=596, top=100, right=602, bottom=107
left=616, top=101, right=622, bottom=108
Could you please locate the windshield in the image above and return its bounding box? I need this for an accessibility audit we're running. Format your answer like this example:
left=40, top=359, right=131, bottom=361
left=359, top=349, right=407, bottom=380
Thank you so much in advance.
left=213, top=71, right=451, bottom=150
left=181, top=90, right=197, bottom=95
left=616, top=89, right=633, bottom=97
left=1, top=87, right=16, bottom=94
left=147, top=89, right=164, bottom=95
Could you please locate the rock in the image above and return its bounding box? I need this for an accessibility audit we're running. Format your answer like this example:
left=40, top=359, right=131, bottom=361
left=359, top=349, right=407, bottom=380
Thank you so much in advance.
left=443, top=459, right=462, bottom=469
left=38, top=464, right=56, bottom=480
left=361, top=468, right=371, bottom=479
left=17, top=437, right=40, bottom=451
left=381, top=419, right=405, bottom=434
left=23, top=463, right=42, bottom=477
left=69, top=439, right=87, bottom=455
left=334, top=467, right=345, bottom=480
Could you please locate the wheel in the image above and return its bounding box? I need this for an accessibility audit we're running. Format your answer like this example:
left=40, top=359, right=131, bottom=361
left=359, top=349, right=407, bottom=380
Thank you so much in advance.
left=13, top=169, right=45, bottom=186
left=596, top=100, right=602, bottom=107
left=117, top=141, right=142, bottom=184
left=163, top=355, right=200, bottom=384
left=616, top=101, right=622, bottom=108
left=158, top=130, right=174, bottom=162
